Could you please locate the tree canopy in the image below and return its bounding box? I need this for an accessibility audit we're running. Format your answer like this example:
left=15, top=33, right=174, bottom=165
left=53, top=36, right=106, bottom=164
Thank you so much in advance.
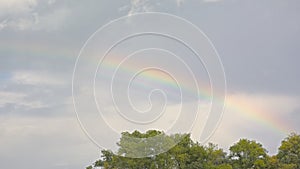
left=87, top=131, right=300, bottom=169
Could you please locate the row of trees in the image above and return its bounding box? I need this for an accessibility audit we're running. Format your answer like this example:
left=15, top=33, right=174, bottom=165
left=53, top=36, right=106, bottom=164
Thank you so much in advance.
left=87, top=130, right=300, bottom=169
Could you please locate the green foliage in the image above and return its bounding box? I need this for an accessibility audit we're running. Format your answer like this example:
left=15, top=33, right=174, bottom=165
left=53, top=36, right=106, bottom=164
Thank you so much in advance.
left=277, top=133, right=300, bottom=168
left=229, top=139, right=267, bottom=169
left=86, top=166, right=92, bottom=169
left=88, top=131, right=300, bottom=169
left=216, top=164, right=233, bottom=169
left=117, top=130, right=176, bottom=158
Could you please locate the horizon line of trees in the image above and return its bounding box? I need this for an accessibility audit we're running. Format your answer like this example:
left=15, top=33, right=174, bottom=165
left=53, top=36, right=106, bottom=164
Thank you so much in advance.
left=87, top=130, right=300, bottom=169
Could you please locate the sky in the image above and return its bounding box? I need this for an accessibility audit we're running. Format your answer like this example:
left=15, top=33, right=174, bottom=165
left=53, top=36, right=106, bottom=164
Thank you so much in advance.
left=0, top=0, right=300, bottom=168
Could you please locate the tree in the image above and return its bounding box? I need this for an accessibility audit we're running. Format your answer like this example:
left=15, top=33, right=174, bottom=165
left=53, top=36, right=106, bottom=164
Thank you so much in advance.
left=229, top=139, right=268, bottom=169
left=277, top=133, right=300, bottom=168
left=92, top=130, right=186, bottom=169
left=266, top=155, right=280, bottom=169
left=188, top=143, right=230, bottom=169
left=90, top=130, right=228, bottom=169
left=87, top=131, right=299, bottom=169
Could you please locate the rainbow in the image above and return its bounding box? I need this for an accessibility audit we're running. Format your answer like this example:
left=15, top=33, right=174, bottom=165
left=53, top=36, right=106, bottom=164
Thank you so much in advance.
left=226, top=94, right=293, bottom=135
left=96, top=56, right=211, bottom=100
left=95, top=56, right=293, bottom=135
left=2, top=40, right=294, bottom=136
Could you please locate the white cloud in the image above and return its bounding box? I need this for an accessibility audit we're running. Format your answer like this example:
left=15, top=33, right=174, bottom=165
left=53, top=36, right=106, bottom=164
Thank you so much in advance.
left=0, top=0, right=37, bottom=16
left=0, top=91, right=25, bottom=107
left=127, top=0, right=153, bottom=16
left=0, top=0, right=70, bottom=31
left=125, top=0, right=186, bottom=16
left=0, top=70, right=67, bottom=110
left=176, top=0, right=185, bottom=7
left=5, top=12, right=39, bottom=30
left=0, top=19, right=7, bottom=30
left=0, top=91, right=47, bottom=109
left=0, top=0, right=38, bottom=30
left=32, top=7, right=70, bottom=31
left=11, top=70, right=66, bottom=86
left=124, top=0, right=224, bottom=16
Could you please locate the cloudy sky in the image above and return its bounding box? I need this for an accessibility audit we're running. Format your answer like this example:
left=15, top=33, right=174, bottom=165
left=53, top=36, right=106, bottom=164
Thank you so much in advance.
left=1, top=0, right=300, bottom=168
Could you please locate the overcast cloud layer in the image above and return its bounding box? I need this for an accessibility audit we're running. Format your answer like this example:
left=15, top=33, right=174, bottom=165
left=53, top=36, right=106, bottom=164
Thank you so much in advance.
left=1, top=0, right=300, bottom=168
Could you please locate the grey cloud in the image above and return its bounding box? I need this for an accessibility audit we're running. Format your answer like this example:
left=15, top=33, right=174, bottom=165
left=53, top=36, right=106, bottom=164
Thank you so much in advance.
left=0, top=0, right=300, bottom=168
left=0, top=116, right=99, bottom=169
left=183, top=0, right=300, bottom=95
